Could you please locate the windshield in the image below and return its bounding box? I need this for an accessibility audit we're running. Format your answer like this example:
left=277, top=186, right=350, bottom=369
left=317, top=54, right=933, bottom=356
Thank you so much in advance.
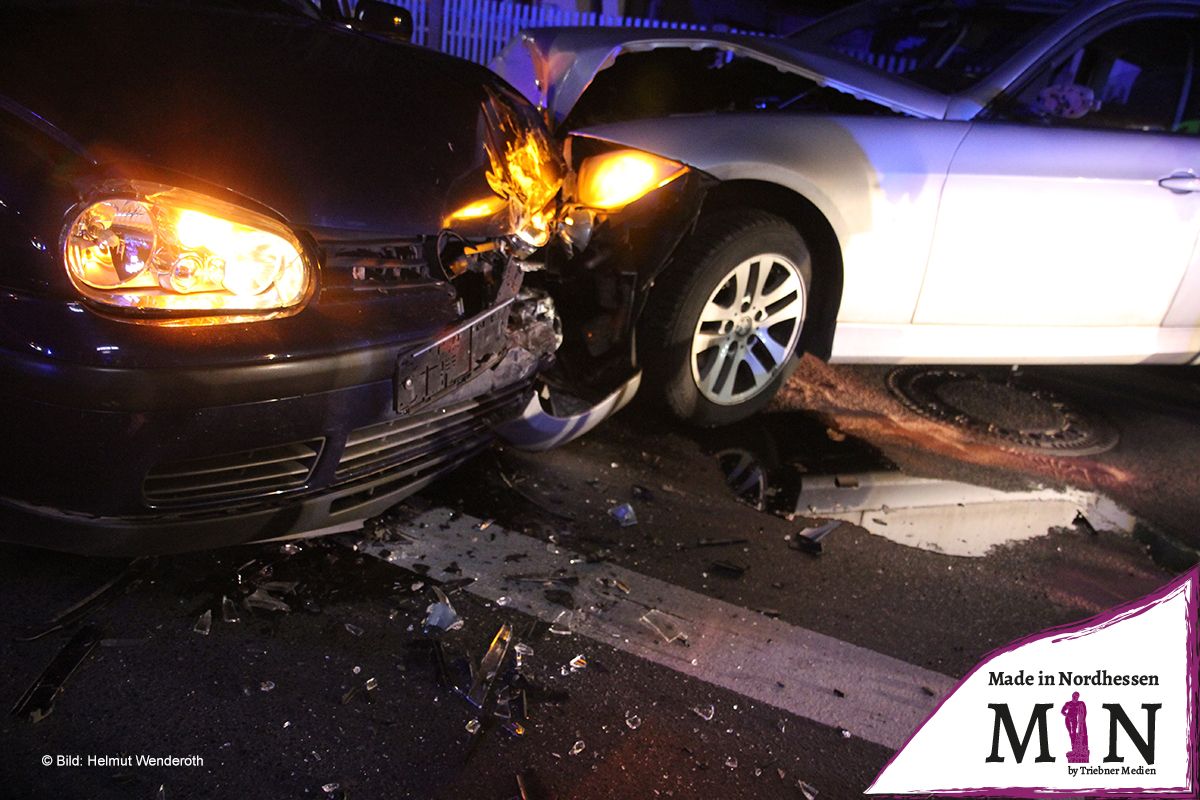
left=790, top=0, right=1071, bottom=93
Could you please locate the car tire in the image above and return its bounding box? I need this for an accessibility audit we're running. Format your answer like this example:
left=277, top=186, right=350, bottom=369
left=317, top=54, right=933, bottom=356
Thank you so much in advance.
left=640, top=210, right=812, bottom=426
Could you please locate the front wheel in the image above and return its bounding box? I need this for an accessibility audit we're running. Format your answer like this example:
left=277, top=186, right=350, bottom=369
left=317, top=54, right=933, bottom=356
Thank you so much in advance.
left=640, top=211, right=811, bottom=426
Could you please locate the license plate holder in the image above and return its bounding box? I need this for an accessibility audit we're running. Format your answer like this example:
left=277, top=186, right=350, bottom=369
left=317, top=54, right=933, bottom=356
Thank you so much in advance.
left=394, top=298, right=512, bottom=414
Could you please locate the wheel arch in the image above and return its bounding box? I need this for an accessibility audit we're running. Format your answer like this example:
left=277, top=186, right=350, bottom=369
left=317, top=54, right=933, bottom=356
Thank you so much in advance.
left=696, top=180, right=844, bottom=361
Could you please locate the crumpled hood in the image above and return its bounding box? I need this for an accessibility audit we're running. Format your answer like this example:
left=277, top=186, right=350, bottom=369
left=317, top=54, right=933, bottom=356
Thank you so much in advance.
left=490, top=27, right=949, bottom=127
left=0, top=1, right=533, bottom=235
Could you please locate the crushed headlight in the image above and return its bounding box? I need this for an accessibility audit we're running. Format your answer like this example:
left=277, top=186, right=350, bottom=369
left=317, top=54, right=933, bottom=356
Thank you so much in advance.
left=576, top=149, right=688, bottom=211
left=63, top=185, right=312, bottom=318
left=481, top=92, right=564, bottom=250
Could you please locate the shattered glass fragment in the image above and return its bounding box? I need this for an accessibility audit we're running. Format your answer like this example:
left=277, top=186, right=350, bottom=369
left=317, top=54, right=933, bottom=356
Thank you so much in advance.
left=608, top=503, right=637, bottom=527
left=192, top=609, right=212, bottom=636
left=625, top=714, right=642, bottom=730
left=639, top=609, right=687, bottom=644
left=692, top=704, right=715, bottom=721
left=799, top=779, right=820, bottom=799
left=340, top=677, right=379, bottom=705
left=321, top=783, right=340, bottom=795
left=221, top=596, right=240, bottom=623
left=467, top=623, right=512, bottom=708
left=840, top=728, right=852, bottom=738
left=344, top=623, right=364, bottom=637
left=465, top=718, right=481, bottom=735
left=548, top=610, right=574, bottom=635
left=726, top=756, right=738, bottom=769
left=280, top=542, right=301, bottom=556
left=243, top=588, right=291, bottom=613
left=568, top=655, right=587, bottom=670
left=411, top=581, right=425, bottom=592
left=497, top=596, right=510, bottom=606
left=260, top=681, right=275, bottom=692
left=569, top=740, right=585, bottom=756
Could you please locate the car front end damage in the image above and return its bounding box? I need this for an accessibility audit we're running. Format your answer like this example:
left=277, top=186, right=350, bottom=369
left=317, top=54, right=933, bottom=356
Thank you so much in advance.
left=0, top=0, right=624, bottom=554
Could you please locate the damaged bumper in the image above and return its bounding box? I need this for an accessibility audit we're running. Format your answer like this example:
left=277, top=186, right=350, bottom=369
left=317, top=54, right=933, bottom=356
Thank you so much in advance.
left=495, top=370, right=642, bottom=451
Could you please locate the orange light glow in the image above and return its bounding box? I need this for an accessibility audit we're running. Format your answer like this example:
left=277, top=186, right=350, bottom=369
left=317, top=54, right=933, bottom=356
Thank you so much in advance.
left=576, top=149, right=687, bottom=211
left=449, top=195, right=507, bottom=221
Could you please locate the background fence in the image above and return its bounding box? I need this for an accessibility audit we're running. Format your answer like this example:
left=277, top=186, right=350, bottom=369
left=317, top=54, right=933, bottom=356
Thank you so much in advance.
left=393, top=0, right=755, bottom=66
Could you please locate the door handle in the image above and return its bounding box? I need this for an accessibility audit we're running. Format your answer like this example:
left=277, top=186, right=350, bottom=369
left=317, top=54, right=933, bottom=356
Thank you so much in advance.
left=1158, top=173, right=1200, bottom=193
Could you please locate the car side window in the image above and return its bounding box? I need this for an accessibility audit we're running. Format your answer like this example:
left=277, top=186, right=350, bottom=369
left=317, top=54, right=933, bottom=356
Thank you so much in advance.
left=996, top=17, right=1197, bottom=133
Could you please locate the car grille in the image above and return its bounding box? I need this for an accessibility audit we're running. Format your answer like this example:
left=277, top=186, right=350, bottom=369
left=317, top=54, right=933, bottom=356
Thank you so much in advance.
left=144, top=440, right=324, bottom=508
left=334, top=387, right=526, bottom=482
left=320, top=237, right=443, bottom=295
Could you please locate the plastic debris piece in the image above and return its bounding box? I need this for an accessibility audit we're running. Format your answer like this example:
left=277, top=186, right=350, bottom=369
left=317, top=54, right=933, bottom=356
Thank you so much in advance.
left=597, top=577, right=631, bottom=594
left=243, top=588, right=291, bottom=613
left=568, top=655, right=587, bottom=670
left=340, top=677, right=379, bottom=705
left=321, top=783, right=340, bottom=795
left=709, top=560, right=746, bottom=577
left=192, top=609, right=212, bottom=636
left=465, top=718, right=481, bottom=734
left=833, top=688, right=846, bottom=698
left=608, top=503, right=638, bottom=527
left=16, top=559, right=150, bottom=643
left=694, top=537, right=749, bottom=548
left=221, top=596, right=240, bottom=623
left=726, top=756, right=738, bottom=769
left=799, top=779, right=820, bottom=799
left=466, top=623, right=512, bottom=708
left=639, top=609, right=687, bottom=644
left=788, top=520, right=842, bottom=555
left=422, top=587, right=463, bottom=633
left=692, top=704, right=715, bottom=721
left=11, top=624, right=102, bottom=722
left=260, top=681, right=276, bottom=692
left=548, top=610, right=574, bottom=636
left=569, top=740, right=585, bottom=756
left=344, top=623, right=364, bottom=637
left=625, top=714, right=642, bottom=730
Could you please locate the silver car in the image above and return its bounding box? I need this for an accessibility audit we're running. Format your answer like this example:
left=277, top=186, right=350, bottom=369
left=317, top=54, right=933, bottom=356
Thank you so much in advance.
left=493, top=0, right=1200, bottom=425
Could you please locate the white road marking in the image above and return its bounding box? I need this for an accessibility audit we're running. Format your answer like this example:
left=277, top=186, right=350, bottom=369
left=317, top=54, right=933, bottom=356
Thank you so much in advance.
left=352, top=508, right=956, bottom=750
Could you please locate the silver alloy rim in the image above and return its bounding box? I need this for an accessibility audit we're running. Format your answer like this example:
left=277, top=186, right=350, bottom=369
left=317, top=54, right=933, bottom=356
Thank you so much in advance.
left=690, top=252, right=805, bottom=406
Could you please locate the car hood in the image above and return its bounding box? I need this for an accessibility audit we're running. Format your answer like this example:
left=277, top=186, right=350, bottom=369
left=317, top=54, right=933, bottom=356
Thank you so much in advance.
left=490, top=27, right=949, bottom=128
left=0, top=1, right=542, bottom=235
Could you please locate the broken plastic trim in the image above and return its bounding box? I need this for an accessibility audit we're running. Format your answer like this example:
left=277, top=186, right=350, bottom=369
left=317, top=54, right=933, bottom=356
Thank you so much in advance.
left=494, top=371, right=641, bottom=452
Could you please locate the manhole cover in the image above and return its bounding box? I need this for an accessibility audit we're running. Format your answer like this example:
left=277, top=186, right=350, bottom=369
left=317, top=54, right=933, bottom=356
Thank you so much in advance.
left=885, top=367, right=1118, bottom=456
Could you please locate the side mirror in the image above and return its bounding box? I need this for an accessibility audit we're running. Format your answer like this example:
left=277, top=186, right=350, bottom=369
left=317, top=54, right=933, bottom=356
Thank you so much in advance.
left=354, top=1, right=414, bottom=42
left=1034, top=83, right=1101, bottom=120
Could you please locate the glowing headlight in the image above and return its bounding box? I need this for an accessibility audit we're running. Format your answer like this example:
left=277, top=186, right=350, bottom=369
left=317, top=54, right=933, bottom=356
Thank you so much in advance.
left=63, top=186, right=311, bottom=317
left=576, top=149, right=688, bottom=211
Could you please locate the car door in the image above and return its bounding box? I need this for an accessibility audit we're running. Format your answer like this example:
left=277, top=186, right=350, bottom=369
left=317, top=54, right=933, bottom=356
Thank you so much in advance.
left=915, top=13, right=1200, bottom=329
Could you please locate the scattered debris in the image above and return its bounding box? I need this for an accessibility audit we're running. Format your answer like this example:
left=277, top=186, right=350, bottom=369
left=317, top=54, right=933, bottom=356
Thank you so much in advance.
left=788, top=520, right=842, bottom=554
left=692, top=704, right=715, bottom=722
left=826, top=428, right=847, bottom=442
left=465, top=718, right=481, bottom=735
left=694, top=537, right=749, bottom=548
left=280, top=542, right=302, bottom=556
left=833, top=688, right=846, bottom=698
left=192, top=609, right=212, bottom=636
left=568, top=655, right=587, bottom=670
left=1073, top=511, right=1098, bottom=536
left=320, top=782, right=340, bottom=795
left=260, top=681, right=276, bottom=693
left=639, top=609, right=687, bottom=644
left=344, top=623, right=364, bottom=637
left=466, top=623, right=512, bottom=708
left=799, top=779, right=820, bottom=799
left=631, top=485, right=654, bottom=502
left=340, top=677, right=378, bottom=705
left=11, top=624, right=102, bottom=722
left=243, top=588, right=291, bottom=613
left=725, top=756, right=738, bottom=769
left=840, top=728, right=852, bottom=739
left=709, top=560, right=746, bottom=578
left=422, top=587, right=463, bottom=633
left=625, top=714, right=642, bottom=730
left=221, top=596, right=240, bottom=623
left=16, top=558, right=148, bottom=642
left=569, top=740, right=586, bottom=756
left=608, top=503, right=638, bottom=527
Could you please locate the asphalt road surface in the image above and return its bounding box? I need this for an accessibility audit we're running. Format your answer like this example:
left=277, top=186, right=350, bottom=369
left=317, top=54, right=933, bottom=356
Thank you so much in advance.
left=1, top=363, right=1194, bottom=800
